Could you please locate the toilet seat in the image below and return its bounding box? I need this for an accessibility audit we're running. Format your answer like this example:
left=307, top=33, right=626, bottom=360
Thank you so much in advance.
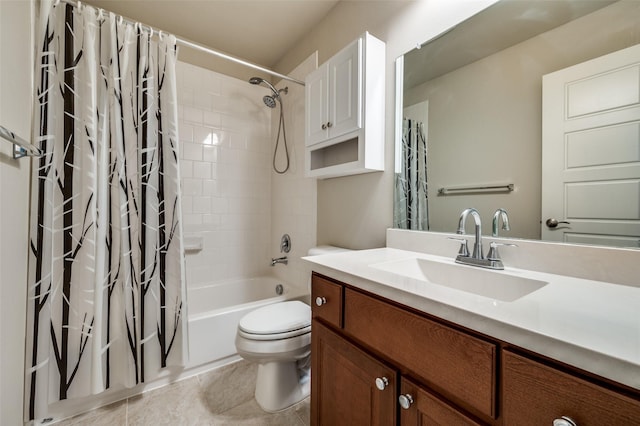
left=238, top=301, right=310, bottom=341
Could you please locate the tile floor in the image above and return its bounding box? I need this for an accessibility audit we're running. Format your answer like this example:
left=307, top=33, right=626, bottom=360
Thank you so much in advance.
left=56, top=360, right=310, bottom=426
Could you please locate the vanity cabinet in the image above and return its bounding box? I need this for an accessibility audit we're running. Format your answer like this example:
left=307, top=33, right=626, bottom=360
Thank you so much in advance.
left=304, top=32, right=385, bottom=179
left=311, top=272, right=640, bottom=426
left=311, top=273, right=492, bottom=425
left=502, top=350, right=640, bottom=425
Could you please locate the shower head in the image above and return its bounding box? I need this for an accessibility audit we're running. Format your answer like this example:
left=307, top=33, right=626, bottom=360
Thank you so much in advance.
left=248, top=76, right=279, bottom=95
left=263, top=95, right=277, bottom=109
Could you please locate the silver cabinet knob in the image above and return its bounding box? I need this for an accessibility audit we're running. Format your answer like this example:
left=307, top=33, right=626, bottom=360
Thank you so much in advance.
left=315, top=296, right=327, bottom=307
left=374, top=377, right=389, bottom=391
left=321, top=124, right=327, bottom=130
left=327, top=121, right=333, bottom=128
left=553, top=416, right=577, bottom=426
left=398, top=394, right=414, bottom=410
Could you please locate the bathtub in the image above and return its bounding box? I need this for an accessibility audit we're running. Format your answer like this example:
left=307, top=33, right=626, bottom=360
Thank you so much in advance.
left=187, top=277, right=309, bottom=368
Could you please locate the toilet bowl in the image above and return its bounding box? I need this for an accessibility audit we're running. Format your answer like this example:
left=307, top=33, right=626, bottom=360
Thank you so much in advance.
left=235, top=245, right=351, bottom=412
left=235, top=300, right=311, bottom=412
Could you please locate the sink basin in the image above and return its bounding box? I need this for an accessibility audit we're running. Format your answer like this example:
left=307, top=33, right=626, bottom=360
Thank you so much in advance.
left=371, top=257, right=548, bottom=302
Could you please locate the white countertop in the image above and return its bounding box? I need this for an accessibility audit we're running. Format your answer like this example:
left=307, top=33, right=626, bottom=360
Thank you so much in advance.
left=303, top=247, right=640, bottom=391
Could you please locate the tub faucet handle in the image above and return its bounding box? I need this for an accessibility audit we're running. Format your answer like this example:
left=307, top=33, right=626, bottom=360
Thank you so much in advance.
left=280, top=234, right=291, bottom=253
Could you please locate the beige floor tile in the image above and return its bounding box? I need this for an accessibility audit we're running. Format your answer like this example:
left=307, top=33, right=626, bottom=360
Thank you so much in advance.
left=197, top=359, right=257, bottom=414
left=209, top=398, right=306, bottom=426
left=127, top=377, right=212, bottom=426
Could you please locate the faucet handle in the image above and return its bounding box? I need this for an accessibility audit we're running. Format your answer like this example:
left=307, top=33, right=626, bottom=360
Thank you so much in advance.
left=448, top=237, right=470, bottom=257
left=487, top=241, right=517, bottom=261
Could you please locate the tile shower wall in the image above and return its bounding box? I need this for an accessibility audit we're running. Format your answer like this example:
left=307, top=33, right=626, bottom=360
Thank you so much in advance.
left=270, top=54, right=318, bottom=289
left=176, top=62, right=273, bottom=288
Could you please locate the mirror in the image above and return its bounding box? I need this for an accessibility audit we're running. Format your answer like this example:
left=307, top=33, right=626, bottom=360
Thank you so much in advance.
left=394, top=0, right=640, bottom=248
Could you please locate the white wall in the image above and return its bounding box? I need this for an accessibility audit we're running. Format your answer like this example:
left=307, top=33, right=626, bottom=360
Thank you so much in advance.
left=176, top=62, right=273, bottom=287
left=0, top=1, right=32, bottom=424
left=275, top=0, right=498, bottom=249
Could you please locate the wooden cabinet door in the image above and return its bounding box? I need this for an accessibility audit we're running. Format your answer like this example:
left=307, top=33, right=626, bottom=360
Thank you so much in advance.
left=399, top=377, right=484, bottom=426
left=503, top=350, right=640, bottom=425
left=312, top=319, right=396, bottom=426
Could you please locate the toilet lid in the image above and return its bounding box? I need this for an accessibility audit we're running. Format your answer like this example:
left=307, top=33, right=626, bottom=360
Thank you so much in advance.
left=239, top=301, right=311, bottom=335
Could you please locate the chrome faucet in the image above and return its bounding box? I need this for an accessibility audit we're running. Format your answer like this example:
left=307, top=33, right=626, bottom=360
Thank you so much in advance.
left=452, top=207, right=514, bottom=270
left=492, top=208, right=510, bottom=237
left=271, top=256, right=288, bottom=266
left=457, top=208, right=483, bottom=260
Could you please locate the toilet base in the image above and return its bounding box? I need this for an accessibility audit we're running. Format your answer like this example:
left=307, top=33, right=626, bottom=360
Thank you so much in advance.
left=254, top=360, right=310, bottom=412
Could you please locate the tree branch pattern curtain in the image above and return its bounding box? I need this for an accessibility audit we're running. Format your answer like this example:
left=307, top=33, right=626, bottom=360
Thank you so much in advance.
left=394, top=118, right=429, bottom=230
left=26, top=1, right=186, bottom=420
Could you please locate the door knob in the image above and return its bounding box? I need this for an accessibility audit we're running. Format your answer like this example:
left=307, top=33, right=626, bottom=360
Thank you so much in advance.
left=315, top=296, right=327, bottom=306
left=545, top=218, right=571, bottom=228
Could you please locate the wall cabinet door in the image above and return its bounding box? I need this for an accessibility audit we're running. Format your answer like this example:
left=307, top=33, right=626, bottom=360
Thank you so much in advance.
left=399, top=377, right=484, bottom=426
left=305, top=39, right=361, bottom=147
left=305, top=66, right=328, bottom=146
left=311, top=319, right=396, bottom=426
left=328, top=38, right=361, bottom=140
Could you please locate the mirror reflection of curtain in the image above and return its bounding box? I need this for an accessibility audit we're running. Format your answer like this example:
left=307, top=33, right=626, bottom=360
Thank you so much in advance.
left=394, top=118, right=429, bottom=230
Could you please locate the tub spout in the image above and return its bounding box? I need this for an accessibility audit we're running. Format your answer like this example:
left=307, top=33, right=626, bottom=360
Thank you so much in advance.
left=271, top=256, right=288, bottom=266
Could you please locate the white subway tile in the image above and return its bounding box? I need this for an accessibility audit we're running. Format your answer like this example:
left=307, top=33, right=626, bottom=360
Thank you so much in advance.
left=183, top=142, right=203, bottom=161
left=202, top=179, right=218, bottom=195
left=180, top=123, right=194, bottom=143
left=183, top=106, right=203, bottom=124
left=180, top=160, right=193, bottom=178
left=182, top=178, right=203, bottom=196
left=183, top=213, right=203, bottom=227
left=193, top=196, right=212, bottom=214
left=203, top=111, right=221, bottom=128
left=193, top=162, right=211, bottom=179
left=202, top=145, right=218, bottom=163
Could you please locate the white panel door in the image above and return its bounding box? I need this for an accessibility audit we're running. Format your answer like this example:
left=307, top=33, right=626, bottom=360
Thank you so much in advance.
left=306, top=64, right=328, bottom=146
left=542, top=44, right=640, bottom=248
left=329, top=38, right=361, bottom=140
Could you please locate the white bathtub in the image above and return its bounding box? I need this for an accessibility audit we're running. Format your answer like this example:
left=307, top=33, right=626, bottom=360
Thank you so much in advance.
left=187, top=277, right=309, bottom=368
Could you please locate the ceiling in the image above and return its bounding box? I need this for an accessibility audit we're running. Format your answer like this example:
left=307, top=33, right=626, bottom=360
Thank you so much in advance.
left=82, top=0, right=341, bottom=69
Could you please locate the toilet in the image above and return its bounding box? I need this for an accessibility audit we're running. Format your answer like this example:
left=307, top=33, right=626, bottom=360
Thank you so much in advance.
left=235, top=245, right=350, bottom=412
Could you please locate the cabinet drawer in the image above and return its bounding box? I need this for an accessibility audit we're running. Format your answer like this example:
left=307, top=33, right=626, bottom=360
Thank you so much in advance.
left=400, top=377, right=483, bottom=426
left=344, top=288, right=497, bottom=419
left=311, top=274, right=343, bottom=328
left=503, top=350, right=640, bottom=425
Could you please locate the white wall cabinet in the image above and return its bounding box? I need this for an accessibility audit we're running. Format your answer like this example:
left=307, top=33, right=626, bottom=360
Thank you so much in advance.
left=305, top=32, right=385, bottom=179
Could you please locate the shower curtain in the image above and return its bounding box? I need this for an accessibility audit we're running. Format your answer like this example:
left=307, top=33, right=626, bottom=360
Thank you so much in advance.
left=394, top=118, right=429, bottom=230
left=25, top=1, right=186, bottom=420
